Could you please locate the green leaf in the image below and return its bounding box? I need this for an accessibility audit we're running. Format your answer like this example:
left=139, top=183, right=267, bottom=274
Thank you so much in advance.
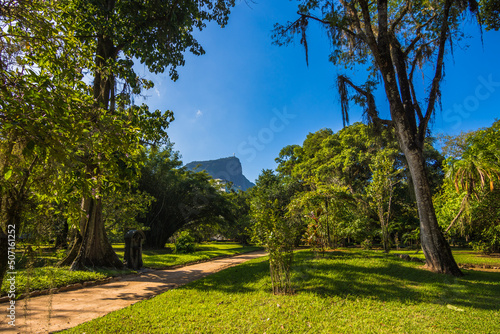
left=4, top=167, right=13, bottom=180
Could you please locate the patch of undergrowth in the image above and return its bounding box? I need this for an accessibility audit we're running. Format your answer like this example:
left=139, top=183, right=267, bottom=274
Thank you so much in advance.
left=63, top=249, right=500, bottom=333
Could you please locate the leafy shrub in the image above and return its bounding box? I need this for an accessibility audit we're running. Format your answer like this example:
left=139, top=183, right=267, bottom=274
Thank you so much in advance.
left=361, top=239, right=373, bottom=250
left=173, top=231, right=196, bottom=254
left=470, top=240, right=495, bottom=255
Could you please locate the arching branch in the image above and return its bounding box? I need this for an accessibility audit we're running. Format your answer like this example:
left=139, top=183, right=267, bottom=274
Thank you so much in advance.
left=337, top=75, right=392, bottom=128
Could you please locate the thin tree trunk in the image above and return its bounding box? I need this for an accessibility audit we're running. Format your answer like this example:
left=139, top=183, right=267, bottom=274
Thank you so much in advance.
left=445, top=195, right=468, bottom=234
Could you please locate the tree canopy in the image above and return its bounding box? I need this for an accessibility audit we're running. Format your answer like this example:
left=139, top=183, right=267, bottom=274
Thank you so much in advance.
left=271, top=0, right=490, bottom=276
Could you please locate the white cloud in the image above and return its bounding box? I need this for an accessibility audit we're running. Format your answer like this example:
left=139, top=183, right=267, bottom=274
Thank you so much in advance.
left=196, top=110, right=203, bottom=118
left=154, top=87, right=161, bottom=97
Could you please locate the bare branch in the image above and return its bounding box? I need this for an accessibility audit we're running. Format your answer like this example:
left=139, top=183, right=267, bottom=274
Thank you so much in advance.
left=339, top=0, right=370, bottom=45
left=420, top=0, right=453, bottom=141
left=403, top=15, right=437, bottom=57
left=337, top=74, right=393, bottom=128
left=297, top=11, right=360, bottom=41
left=390, top=0, right=411, bottom=33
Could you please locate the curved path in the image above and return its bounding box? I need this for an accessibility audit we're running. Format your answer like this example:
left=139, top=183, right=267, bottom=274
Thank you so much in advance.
left=1, top=250, right=267, bottom=334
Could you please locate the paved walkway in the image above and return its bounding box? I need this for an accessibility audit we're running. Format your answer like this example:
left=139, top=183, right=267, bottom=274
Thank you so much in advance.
left=1, top=250, right=267, bottom=333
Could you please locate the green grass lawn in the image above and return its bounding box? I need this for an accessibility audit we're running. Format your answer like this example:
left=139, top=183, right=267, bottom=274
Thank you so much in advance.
left=63, top=249, right=500, bottom=334
left=1, top=242, right=261, bottom=296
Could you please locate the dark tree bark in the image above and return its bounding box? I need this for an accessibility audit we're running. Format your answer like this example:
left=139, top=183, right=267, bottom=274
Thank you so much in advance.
left=71, top=196, right=122, bottom=270
left=377, top=0, right=462, bottom=276
left=69, top=28, right=123, bottom=269
left=393, top=119, right=462, bottom=275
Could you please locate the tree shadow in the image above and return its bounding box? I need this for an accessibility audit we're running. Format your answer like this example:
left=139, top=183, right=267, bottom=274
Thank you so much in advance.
left=186, top=250, right=500, bottom=311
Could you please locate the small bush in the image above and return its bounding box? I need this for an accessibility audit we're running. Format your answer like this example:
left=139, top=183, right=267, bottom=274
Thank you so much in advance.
left=361, top=239, right=373, bottom=250
left=470, top=240, right=494, bottom=255
left=174, top=231, right=196, bottom=254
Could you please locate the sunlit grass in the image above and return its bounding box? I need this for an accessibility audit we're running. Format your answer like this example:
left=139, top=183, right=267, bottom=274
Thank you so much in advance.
left=62, top=249, right=500, bottom=333
left=392, top=248, right=500, bottom=267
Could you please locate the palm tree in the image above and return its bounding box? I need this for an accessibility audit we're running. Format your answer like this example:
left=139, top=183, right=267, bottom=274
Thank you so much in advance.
left=445, top=151, right=500, bottom=234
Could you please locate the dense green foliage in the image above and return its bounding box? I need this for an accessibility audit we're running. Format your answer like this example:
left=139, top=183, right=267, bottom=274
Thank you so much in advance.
left=268, top=123, right=443, bottom=250
left=435, top=120, right=500, bottom=253
left=0, top=0, right=237, bottom=280
left=62, top=249, right=500, bottom=333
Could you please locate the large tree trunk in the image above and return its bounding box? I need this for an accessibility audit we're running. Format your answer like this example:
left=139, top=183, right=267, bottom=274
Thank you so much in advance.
left=1, top=190, right=26, bottom=286
left=68, top=27, right=122, bottom=269
left=58, top=231, right=82, bottom=266
left=70, top=196, right=123, bottom=270
left=377, top=8, right=462, bottom=274
left=396, top=124, right=463, bottom=276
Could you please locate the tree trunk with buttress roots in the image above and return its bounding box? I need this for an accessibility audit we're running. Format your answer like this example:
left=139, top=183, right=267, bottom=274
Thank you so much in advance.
left=70, top=196, right=122, bottom=270
left=67, top=31, right=123, bottom=270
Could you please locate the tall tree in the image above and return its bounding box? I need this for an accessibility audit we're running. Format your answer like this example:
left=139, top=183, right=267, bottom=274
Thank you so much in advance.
left=56, top=0, right=235, bottom=269
left=367, top=148, right=402, bottom=252
left=436, top=120, right=500, bottom=249
left=1, top=0, right=97, bottom=283
left=273, top=0, right=486, bottom=276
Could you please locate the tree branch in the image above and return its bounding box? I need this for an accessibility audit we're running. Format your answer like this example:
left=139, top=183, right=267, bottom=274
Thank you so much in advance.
left=359, top=0, right=379, bottom=49
left=390, top=0, right=411, bottom=34
left=403, top=15, right=437, bottom=57
left=337, top=75, right=393, bottom=127
left=339, top=0, right=370, bottom=46
left=419, top=0, right=453, bottom=141
left=444, top=194, right=468, bottom=234
left=297, top=11, right=360, bottom=41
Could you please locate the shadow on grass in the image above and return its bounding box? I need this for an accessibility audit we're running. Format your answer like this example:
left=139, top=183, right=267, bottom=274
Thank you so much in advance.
left=186, top=250, right=500, bottom=311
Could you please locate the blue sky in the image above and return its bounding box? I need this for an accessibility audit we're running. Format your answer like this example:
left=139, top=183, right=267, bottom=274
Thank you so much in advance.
left=138, top=1, right=500, bottom=183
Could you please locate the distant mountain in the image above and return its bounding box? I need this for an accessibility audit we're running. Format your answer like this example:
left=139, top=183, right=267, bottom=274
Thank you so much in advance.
left=185, top=156, right=255, bottom=191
